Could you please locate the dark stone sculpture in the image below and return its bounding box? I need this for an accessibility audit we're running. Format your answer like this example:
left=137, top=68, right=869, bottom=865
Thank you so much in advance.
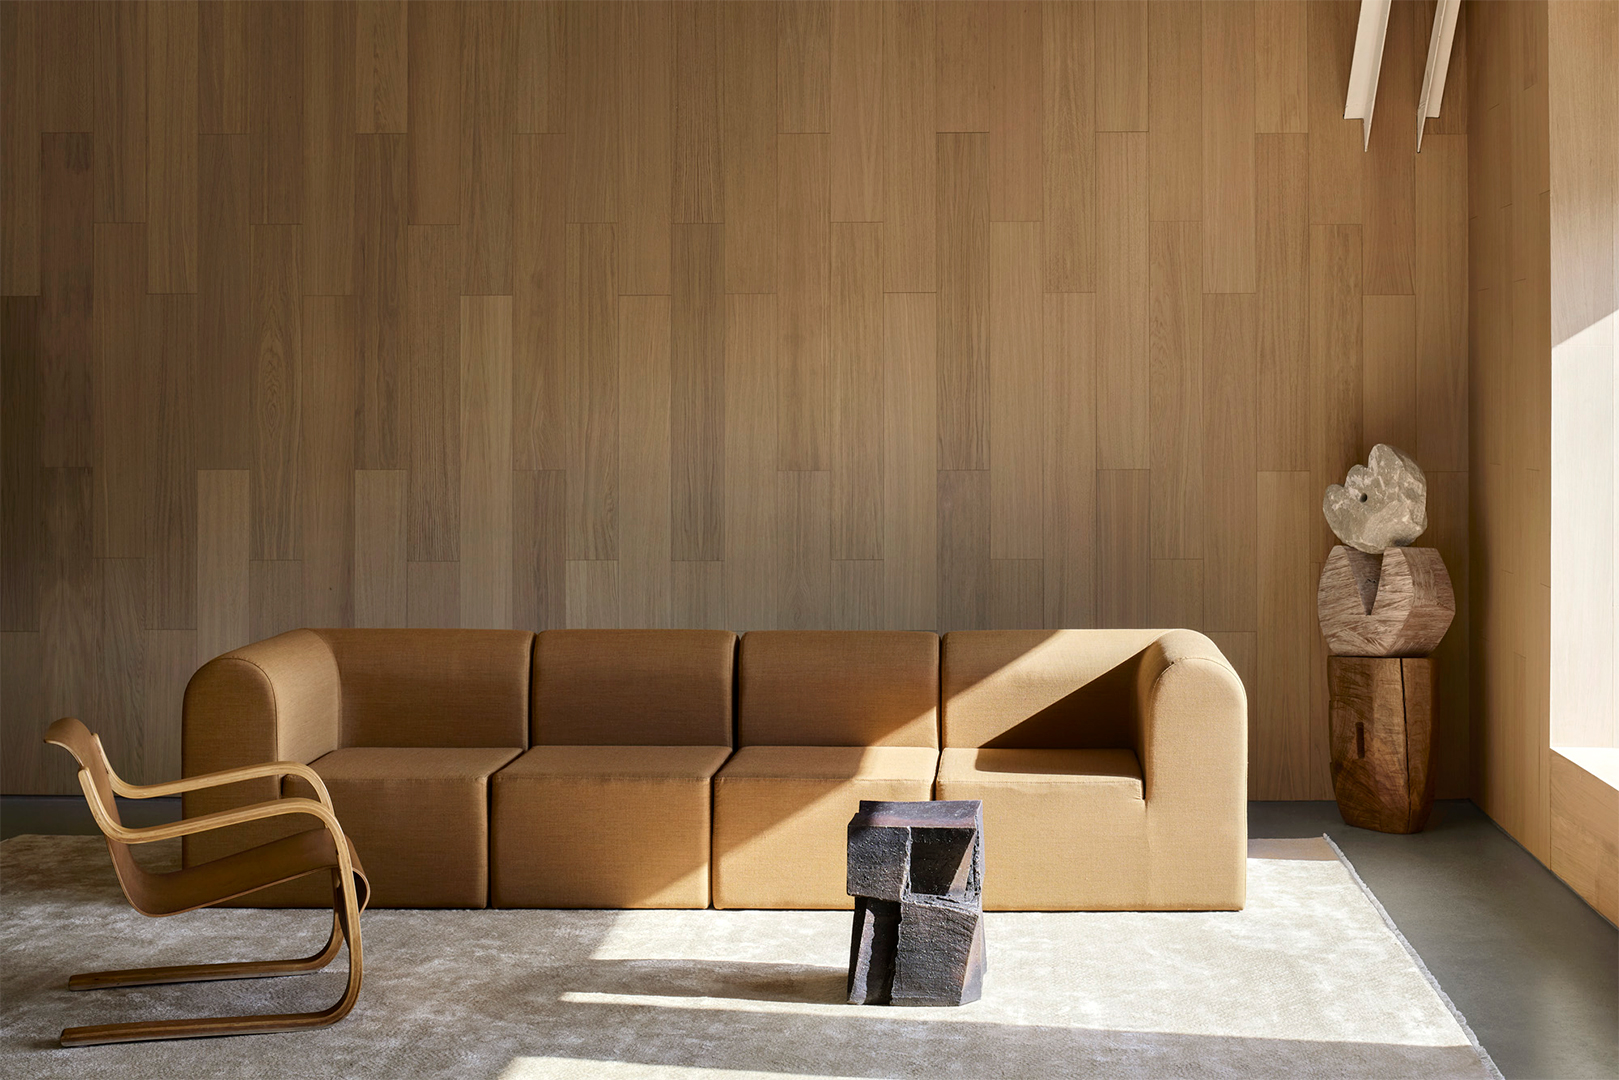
left=845, top=799, right=985, bottom=1006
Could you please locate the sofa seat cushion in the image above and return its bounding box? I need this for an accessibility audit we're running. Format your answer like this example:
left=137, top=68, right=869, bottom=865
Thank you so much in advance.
left=281, top=746, right=521, bottom=908
left=934, top=747, right=1149, bottom=911
left=712, top=746, right=939, bottom=910
left=491, top=745, right=731, bottom=909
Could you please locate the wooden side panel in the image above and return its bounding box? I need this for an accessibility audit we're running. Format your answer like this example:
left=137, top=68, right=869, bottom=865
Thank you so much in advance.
left=147, top=0, right=198, bottom=294
left=564, top=0, right=619, bottom=224
left=1095, top=0, right=1146, bottom=132
left=513, top=469, right=566, bottom=630
left=516, top=0, right=563, bottom=135
left=303, top=1, right=355, bottom=298
left=1041, top=0, right=1095, bottom=293
left=196, top=134, right=254, bottom=470
left=1201, top=0, right=1255, bottom=293
left=405, top=225, right=460, bottom=562
left=248, top=1, right=302, bottom=225
left=1096, top=469, right=1150, bottom=628
left=1042, top=292, right=1096, bottom=629
left=1416, top=132, right=1469, bottom=473
left=937, top=133, right=989, bottom=472
left=1306, top=0, right=1361, bottom=225
left=830, top=223, right=884, bottom=561
left=196, top=470, right=250, bottom=664
left=1310, top=224, right=1364, bottom=555
left=566, top=224, right=618, bottom=560
left=1147, top=1, right=1200, bottom=224
left=408, top=0, right=460, bottom=225
left=1256, top=132, right=1310, bottom=471
left=777, top=469, right=832, bottom=630
left=1096, top=132, right=1149, bottom=469
left=39, top=135, right=94, bottom=470
left=301, top=296, right=356, bottom=628
left=40, top=469, right=96, bottom=793
left=1361, top=0, right=1417, bottom=296
left=1, top=2, right=40, bottom=296
left=355, top=133, right=408, bottom=470
left=1, top=300, right=41, bottom=630
left=618, top=294, right=673, bottom=629
left=829, top=0, right=881, bottom=224
left=513, top=134, right=569, bottom=471
left=144, top=294, right=197, bottom=630
left=938, top=470, right=989, bottom=632
left=250, top=225, right=302, bottom=562
left=882, top=0, right=935, bottom=293
left=1254, top=0, right=1307, bottom=134
left=989, top=221, right=1044, bottom=560
left=198, top=0, right=248, bottom=135
left=619, top=0, right=672, bottom=295
left=884, top=293, right=937, bottom=632
left=723, top=294, right=779, bottom=631
left=1148, top=221, right=1203, bottom=561
left=1550, top=753, right=1619, bottom=924
left=93, top=224, right=149, bottom=560
left=1256, top=470, right=1313, bottom=799
left=459, top=0, right=515, bottom=296
left=354, top=469, right=407, bottom=627
left=935, top=0, right=988, bottom=133
left=356, top=0, right=409, bottom=135
left=720, top=1, right=777, bottom=294
left=672, top=225, right=725, bottom=561
left=776, top=134, right=831, bottom=471
left=95, top=1, right=147, bottom=224
left=989, top=1, right=1042, bottom=223
left=1203, top=293, right=1257, bottom=632
left=777, top=0, right=829, bottom=135
left=459, top=296, right=513, bottom=629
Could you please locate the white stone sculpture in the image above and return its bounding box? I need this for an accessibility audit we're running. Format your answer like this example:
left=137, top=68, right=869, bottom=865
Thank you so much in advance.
left=1323, top=444, right=1428, bottom=554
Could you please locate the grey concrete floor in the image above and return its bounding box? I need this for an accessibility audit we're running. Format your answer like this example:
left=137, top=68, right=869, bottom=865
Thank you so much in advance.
left=1252, top=799, right=1618, bottom=1080
left=5, top=795, right=1616, bottom=1078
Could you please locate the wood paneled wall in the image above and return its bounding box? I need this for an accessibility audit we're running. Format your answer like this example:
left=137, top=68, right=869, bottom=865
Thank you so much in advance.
left=0, top=0, right=1470, bottom=798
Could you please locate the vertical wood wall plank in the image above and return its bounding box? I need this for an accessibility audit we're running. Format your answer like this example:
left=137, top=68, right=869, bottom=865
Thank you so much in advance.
left=302, top=295, right=356, bottom=628
left=516, top=0, right=563, bottom=135
left=1149, top=558, right=1203, bottom=629
left=1, top=634, right=48, bottom=791
left=720, top=1, right=777, bottom=294
left=251, top=224, right=302, bottom=561
left=882, top=2, right=934, bottom=294
left=1306, top=0, right=1361, bottom=225
left=1361, top=0, right=1416, bottom=295
left=618, top=0, right=672, bottom=295
left=459, top=296, right=513, bottom=629
left=1256, top=133, right=1311, bottom=471
left=1, top=299, right=41, bottom=630
left=1201, top=0, right=1255, bottom=293
left=1096, top=132, right=1149, bottom=469
left=95, top=1, right=147, bottom=224
left=40, top=469, right=96, bottom=793
left=460, top=0, right=514, bottom=295
left=1416, top=132, right=1469, bottom=472
left=354, top=469, right=407, bottom=627
left=989, top=221, right=1044, bottom=560
left=405, top=560, right=458, bottom=628
left=1363, top=293, right=1417, bottom=452
left=1148, top=220, right=1204, bottom=560
left=1043, top=292, right=1096, bottom=629
left=830, top=223, right=884, bottom=560
left=778, top=470, right=831, bottom=629
left=1254, top=0, right=1307, bottom=134
left=146, top=0, right=198, bottom=294
left=405, top=224, right=460, bottom=561
left=989, top=1, right=1042, bottom=223
left=566, top=224, right=619, bottom=560
left=565, top=559, right=620, bottom=629
left=196, top=470, right=249, bottom=663
left=672, top=561, right=725, bottom=629
left=407, top=0, right=460, bottom=225
left=1256, top=470, right=1312, bottom=799
left=935, top=0, right=988, bottom=133
left=672, top=225, right=725, bottom=560
left=92, top=223, right=149, bottom=559
left=1042, top=0, right=1095, bottom=293
left=355, top=134, right=408, bottom=470
left=938, top=470, right=989, bottom=631
left=724, top=295, right=779, bottom=631
left=38, top=0, right=94, bottom=133
left=513, top=470, right=566, bottom=630
left=991, top=558, right=1044, bottom=629
left=248, top=1, right=303, bottom=225
left=884, top=293, right=938, bottom=631
left=0, top=2, right=39, bottom=296
left=937, top=133, right=990, bottom=471
left=198, top=0, right=247, bottom=134
left=619, top=294, right=673, bottom=628
left=356, top=0, right=408, bottom=135
left=196, top=135, right=254, bottom=470
left=514, top=134, right=569, bottom=471
left=96, top=557, right=145, bottom=781
left=303, top=1, right=356, bottom=298
left=145, top=294, right=197, bottom=630
left=830, top=0, right=882, bottom=223
left=1147, top=1, right=1200, bottom=223
left=249, top=558, right=304, bottom=640
left=1095, top=469, right=1150, bottom=627
left=675, top=0, right=722, bottom=226
left=565, top=0, right=620, bottom=224
left=1095, top=0, right=1147, bottom=132
left=1310, top=224, right=1364, bottom=554
left=776, top=134, right=831, bottom=470
left=142, top=628, right=194, bottom=782
left=39, top=134, right=94, bottom=470
left=777, top=0, right=829, bottom=134
left=1202, top=293, right=1257, bottom=631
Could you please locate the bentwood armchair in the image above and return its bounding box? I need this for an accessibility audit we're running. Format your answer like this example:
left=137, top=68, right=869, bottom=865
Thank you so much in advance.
left=43, top=718, right=369, bottom=1047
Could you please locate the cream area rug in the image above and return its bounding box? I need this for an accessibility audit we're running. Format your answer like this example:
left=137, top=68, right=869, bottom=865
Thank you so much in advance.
left=0, top=835, right=1498, bottom=1080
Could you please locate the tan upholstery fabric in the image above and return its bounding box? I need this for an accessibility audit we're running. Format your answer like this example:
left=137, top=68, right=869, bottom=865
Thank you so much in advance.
left=940, top=629, right=1164, bottom=748
left=737, top=631, right=939, bottom=747
left=712, top=745, right=939, bottom=909
left=935, top=748, right=1149, bottom=910
left=181, top=630, right=342, bottom=875
left=531, top=630, right=736, bottom=746
left=272, top=746, right=521, bottom=908
left=937, top=629, right=1247, bottom=911
left=315, top=628, right=533, bottom=748
left=491, top=745, right=731, bottom=908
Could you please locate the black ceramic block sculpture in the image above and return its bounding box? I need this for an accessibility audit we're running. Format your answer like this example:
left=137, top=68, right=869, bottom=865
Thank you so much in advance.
left=845, top=799, right=985, bottom=1006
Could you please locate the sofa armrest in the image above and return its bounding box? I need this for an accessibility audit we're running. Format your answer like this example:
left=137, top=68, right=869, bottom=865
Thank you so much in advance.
left=181, top=629, right=341, bottom=868
left=1132, top=630, right=1248, bottom=807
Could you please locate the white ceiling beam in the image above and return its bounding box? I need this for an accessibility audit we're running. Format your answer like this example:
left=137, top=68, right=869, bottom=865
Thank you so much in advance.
left=1416, top=0, right=1462, bottom=151
left=1344, top=0, right=1393, bottom=151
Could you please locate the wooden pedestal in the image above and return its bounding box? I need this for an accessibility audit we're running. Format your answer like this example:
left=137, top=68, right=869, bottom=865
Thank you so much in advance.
left=1326, top=657, right=1436, bottom=834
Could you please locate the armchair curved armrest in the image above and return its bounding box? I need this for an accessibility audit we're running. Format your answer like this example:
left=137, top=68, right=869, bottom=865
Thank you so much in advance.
left=109, top=761, right=334, bottom=810
left=79, top=772, right=345, bottom=850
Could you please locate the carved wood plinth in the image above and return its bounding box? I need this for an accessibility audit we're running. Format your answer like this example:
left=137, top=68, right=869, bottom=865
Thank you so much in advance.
left=1317, top=546, right=1455, bottom=657
left=1327, top=657, right=1436, bottom=834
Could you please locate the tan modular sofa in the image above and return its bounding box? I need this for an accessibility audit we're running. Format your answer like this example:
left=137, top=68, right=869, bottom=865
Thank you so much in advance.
left=183, top=627, right=1246, bottom=912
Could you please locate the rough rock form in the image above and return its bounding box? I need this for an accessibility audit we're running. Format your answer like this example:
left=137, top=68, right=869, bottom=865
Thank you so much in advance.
left=1317, top=545, right=1455, bottom=657
left=846, top=800, right=985, bottom=1007
left=1323, top=444, right=1429, bottom=553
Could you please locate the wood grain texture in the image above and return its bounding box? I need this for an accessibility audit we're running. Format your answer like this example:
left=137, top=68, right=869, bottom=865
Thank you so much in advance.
left=1361, top=0, right=1417, bottom=297
left=1327, top=656, right=1437, bottom=833
left=0, top=0, right=1473, bottom=799
left=937, top=133, right=989, bottom=472
left=618, top=293, right=673, bottom=629
left=1096, top=132, right=1150, bottom=470
left=1317, top=545, right=1456, bottom=657
left=96, top=557, right=146, bottom=781
left=673, top=225, right=725, bottom=561
left=1095, top=0, right=1147, bottom=132
left=1549, top=752, right=1619, bottom=924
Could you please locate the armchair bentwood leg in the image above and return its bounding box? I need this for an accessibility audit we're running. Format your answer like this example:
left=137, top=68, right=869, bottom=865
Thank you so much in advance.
left=43, top=718, right=370, bottom=1047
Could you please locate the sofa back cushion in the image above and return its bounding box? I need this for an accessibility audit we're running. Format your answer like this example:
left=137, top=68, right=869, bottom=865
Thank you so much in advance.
left=737, top=631, right=939, bottom=747
left=531, top=629, right=736, bottom=746
left=315, top=629, right=533, bottom=748
left=940, top=629, right=1165, bottom=749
